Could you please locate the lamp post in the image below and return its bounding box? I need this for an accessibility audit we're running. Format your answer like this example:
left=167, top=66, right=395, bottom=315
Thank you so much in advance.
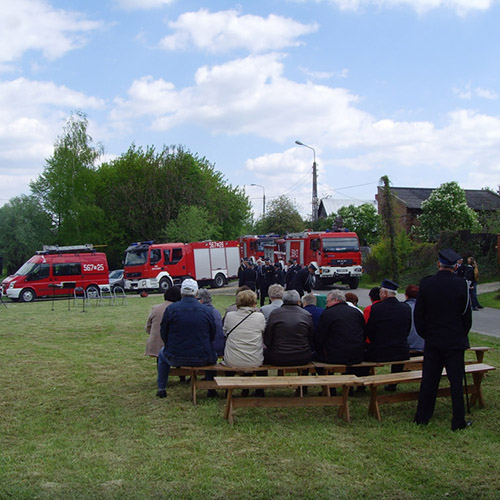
left=251, top=183, right=266, bottom=216
left=295, top=140, right=319, bottom=222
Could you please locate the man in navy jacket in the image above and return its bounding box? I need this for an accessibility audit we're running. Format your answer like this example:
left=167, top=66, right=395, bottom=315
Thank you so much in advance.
left=156, top=278, right=216, bottom=397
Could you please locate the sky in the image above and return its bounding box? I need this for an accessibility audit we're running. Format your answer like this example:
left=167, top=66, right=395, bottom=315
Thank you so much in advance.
left=2, top=0, right=500, bottom=219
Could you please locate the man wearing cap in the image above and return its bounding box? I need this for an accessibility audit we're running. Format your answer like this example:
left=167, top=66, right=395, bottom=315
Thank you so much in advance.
left=289, top=263, right=316, bottom=297
left=156, top=279, right=217, bottom=398
left=365, top=279, right=411, bottom=363
left=285, top=259, right=301, bottom=290
left=414, top=248, right=472, bottom=431
left=258, top=257, right=275, bottom=307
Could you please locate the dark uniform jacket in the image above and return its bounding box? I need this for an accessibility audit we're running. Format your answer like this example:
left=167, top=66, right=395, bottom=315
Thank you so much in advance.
left=289, top=267, right=312, bottom=296
left=238, top=266, right=257, bottom=290
left=264, top=304, right=314, bottom=364
left=365, top=297, right=411, bottom=361
left=315, top=302, right=366, bottom=364
left=414, top=270, right=471, bottom=351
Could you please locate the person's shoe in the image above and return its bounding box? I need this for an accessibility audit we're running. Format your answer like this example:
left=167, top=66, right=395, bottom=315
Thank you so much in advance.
left=241, top=389, right=249, bottom=397
left=477, top=305, right=484, bottom=309
left=179, top=375, right=186, bottom=382
left=384, top=384, right=397, bottom=392
left=156, top=390, right=167, bottom=398
left=452, top=420, right=473, bottom=431
left=473, top=307, right=479, bottom=311
left=252, top=389, right=265, bottom=397
left=329, top=387, right=337, bottom=397
left=207, top=389, right=217, bottom=398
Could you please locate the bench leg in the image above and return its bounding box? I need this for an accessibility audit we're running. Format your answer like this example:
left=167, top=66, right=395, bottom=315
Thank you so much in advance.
left=470, top=372, right=485, bottom=408
left=191, top=374, right=198, bottom=405
left=337, top=385, right=351, bottom=423
left=475, top=352, right=485, bottom=363
left=224, top=389, right=234, bottom=424
left=368, top=386, right=382, bottom=421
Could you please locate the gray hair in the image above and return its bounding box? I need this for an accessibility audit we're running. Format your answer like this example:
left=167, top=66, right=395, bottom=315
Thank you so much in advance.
left=197, top=288, right=212, bottom=304
left=380, top=287, right=397, bottom=297
left=268, top=284, right=285, bottom=299
left=302, top=293, right=317, bottom=307
left=283, top=289, right=301, bottom=304
left=327, top=290, right=346, bottom=303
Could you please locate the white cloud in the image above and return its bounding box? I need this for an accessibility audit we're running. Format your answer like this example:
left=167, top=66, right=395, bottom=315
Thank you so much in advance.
left=0, top=78, right=105, bottom=202
left=114, top=0, right=175, bottom=10
left=453, top=83, right=498, bottom=100
left=297, top=0, right=494, bottom=15
left=159, top=9, right=318, bottom=53
left=0, top=0, right=102, bottom=66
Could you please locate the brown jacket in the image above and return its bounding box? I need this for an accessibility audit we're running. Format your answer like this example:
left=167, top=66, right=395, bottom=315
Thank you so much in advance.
left=145, top=301, right=173, bottom=357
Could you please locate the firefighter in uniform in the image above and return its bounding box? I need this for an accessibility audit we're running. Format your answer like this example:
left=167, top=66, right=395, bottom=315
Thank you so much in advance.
left=414, top=248, right=472, bottom=431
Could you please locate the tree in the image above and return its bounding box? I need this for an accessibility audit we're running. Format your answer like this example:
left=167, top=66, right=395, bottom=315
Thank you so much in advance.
left=30, top=111, right=104, bottom=244
left=162, top=205, right=221, bottom=242
left=416, top=181, right=481, bottom=240
left=0, top=196, right=54, bottom=274
left=379, top=175, right=400, bottom=282
left=257, top=195, right=304, bottom=235
left=333, top=203, right=380, bottom=245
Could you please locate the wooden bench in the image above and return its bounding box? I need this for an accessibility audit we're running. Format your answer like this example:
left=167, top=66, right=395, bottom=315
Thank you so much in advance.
left=361, top=363, right=496, bottom=421
left=214, top=375, right=361, bottom=424
left=181, top=364, right=316, bottom=404
left=313, top=357, right=424, bottom=375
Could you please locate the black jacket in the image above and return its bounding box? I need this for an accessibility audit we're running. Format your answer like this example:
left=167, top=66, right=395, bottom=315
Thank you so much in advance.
left=264, top=304, right=314, bottom=364
left=414, top=270, right=471, bottom=351
left=289, top=267, right=312, bottom=296
left=315, top=302, right=366, bottom=364
left=238, top=267, right=257, bottom=290
left=365, top=297, right=411, bottom=361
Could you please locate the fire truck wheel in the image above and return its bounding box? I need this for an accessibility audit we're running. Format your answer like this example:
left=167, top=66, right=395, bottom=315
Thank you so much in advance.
left=211, top=273, right=226, bottom=289
left=20, top=288, right=36, bottom=303
left=86, top=285, right=100, bottom=299
left=159, top=278, right=171, bottom=292
left=348, top=277, right=359, bottom=290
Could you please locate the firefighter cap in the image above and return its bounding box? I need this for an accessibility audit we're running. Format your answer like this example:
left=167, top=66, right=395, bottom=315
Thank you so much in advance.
left=380, top=278, right=399, bottom=291
left=438, top=248, right=461, bottom=267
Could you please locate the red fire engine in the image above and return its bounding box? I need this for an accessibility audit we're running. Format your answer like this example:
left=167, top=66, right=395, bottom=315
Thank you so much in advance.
left=1, top=244, right=109, bottom=302
left=284, top=230, right=363, bottom=289
left=238, top=234, right=285, bottom=263
left=123, top=240, right=240, bottom=292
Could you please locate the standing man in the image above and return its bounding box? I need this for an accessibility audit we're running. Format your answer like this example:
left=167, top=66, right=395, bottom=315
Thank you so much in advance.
left=414, top=248, right=472, bottom=431
left=156, top=279, right=217, bottom=398
left=289, top=263, right=316, bottom=297
left=258, top=257, right=275, bottom=307
left=285, top=259, right=301, bottom=290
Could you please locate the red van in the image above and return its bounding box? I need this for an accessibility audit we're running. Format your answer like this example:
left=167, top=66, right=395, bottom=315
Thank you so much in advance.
left=1, top=244, right=109, bottom=302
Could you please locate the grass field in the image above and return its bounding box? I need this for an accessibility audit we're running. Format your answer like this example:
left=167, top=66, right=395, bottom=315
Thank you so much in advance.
left=1, top=293, right=499, bottom=499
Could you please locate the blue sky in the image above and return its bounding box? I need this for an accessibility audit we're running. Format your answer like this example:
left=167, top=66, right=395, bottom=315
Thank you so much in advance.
left=2, top=0, right=500, bottom=219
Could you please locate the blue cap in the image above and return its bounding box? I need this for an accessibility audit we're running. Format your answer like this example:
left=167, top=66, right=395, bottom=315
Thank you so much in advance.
left=438, top=248, right=461, bottom=267
left=380, top=278, right=399, bottom=291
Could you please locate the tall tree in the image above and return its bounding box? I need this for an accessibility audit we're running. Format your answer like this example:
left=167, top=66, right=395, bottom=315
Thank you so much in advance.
left=417, top=181, right=481, bottom=240
left=379, top=175, right=400, bottom=282
left=30, top=111, right=104, bottom=244
left=333, top=203, right=381, bottom=245
left=257, top=195, right=304, bottom=235
left=162, top=205, right=221, bottom=242
left=0, top=196, right=54, bottom=274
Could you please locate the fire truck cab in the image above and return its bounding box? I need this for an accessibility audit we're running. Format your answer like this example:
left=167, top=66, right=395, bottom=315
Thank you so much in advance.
left=285, top=231, right=363, bottom=289
left=1, top=244, right=109, bottom=302
left=123, top=240, right=240, bottom=292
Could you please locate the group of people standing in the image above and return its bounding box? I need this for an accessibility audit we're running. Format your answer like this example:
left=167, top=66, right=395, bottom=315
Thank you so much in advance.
left=145, top=247, right=476, bottom=431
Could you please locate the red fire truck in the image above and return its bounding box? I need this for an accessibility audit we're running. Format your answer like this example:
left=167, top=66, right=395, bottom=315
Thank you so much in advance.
left=1, top=244, right=109, bottom=302
left=123, top=240, right=240, bottom=292
left=284, top=230, right=363, bottom=289
left=238, top=234, right=285, bottom=263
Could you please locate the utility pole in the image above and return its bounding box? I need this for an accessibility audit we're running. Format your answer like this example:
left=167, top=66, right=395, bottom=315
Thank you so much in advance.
left=295, top=140, right=319, bottom=222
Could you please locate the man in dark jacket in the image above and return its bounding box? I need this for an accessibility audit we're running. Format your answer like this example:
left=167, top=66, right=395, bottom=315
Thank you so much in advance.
left=258, top=257, right=276, bottom=306
left=264, top=289, right=314, bottom=365
left=365, top=279, right=411, bottom=362
left=156, top=278, right=217, bottom=397
left=414, top=248, right=472, bottom=431
left=238, top=259, right=257, bottom=290
left=315, top=290, right=365, bottom=365
left=285, top=259, right=301, bottom=290
left=289, top=263, right=316, bottom=296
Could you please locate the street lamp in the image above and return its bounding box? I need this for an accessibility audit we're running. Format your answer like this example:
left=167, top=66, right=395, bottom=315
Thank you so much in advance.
left=295, top=140, right=319, bottom=222
left=251, top=183, right=266, bottom=215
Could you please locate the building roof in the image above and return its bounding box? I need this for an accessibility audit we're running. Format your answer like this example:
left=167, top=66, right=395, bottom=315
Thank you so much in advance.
left=389, top=187, right=500, bottom=211
left=318, top=198, right=376, bottom=217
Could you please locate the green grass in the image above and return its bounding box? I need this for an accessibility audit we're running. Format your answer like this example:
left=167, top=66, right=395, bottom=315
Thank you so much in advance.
left=1, top=293, right=500, bottom=499
left=478, top=290, right=500, bottom=309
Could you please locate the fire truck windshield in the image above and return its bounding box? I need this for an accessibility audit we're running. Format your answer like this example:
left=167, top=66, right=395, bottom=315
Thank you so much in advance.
left=322, top=237, right=359, bottom=253
left=15, top=261, right=38, bottom=276
left=124, top=249, right=148, bottom=266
